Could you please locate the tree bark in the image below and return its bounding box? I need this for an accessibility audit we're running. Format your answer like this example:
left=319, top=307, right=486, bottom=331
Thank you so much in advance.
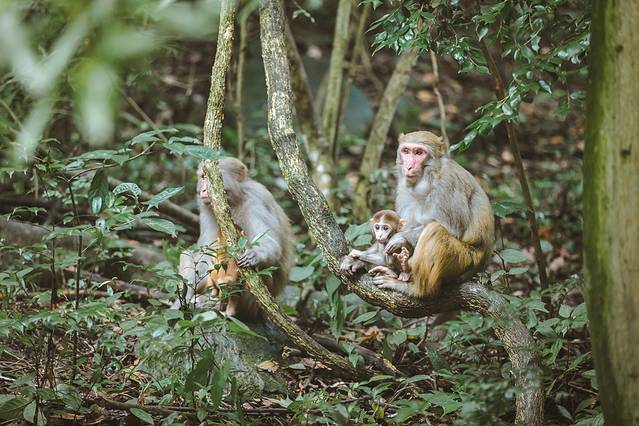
left=584, top=2, right=639, bottom=425
left=201, top=0, right=361, bottom=379
left=259, top=1, right=543, bottom=423
left=321, top=0, right=351, bottom=160
left=352, top=47, right=419, bottom=220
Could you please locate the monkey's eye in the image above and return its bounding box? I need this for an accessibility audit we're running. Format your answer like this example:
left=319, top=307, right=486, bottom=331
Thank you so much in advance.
left=383, top=225, right=389, bottom=231
left=374, top=224, right=380, bottom=230
left=401, top=148, right=410, bottom=154
left=415, top=150, right=425, bottom=156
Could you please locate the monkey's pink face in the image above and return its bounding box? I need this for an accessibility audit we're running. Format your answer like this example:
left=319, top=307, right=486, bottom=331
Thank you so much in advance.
left=197, top=170, right=210, bottom=204
left=373, top=220, right=395, bottom=244
left=399, top=143, right=428, bottom=182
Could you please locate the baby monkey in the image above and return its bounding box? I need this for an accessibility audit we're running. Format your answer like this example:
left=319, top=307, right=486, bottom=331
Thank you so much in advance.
left=348, top=210, right=412, bottom=281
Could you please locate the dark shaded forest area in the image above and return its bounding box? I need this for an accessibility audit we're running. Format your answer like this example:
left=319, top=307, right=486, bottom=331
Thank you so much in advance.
left=0, top=0, right=637, bottom=425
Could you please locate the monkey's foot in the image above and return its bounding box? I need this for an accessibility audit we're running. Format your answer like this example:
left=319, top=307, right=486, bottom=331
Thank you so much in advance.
left=368, top=265, right=398, bottom=278
left=398, top=272, right=411, bottom=282
left=372, top=275, right=415, bottom=296
left=223, top=304, right=237, bottom=318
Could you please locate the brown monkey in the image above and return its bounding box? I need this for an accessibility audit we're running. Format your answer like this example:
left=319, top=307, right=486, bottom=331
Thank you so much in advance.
left=345, top=210, right=411, bottom=281
left=172, top=158, right=294, bottom=320
left=343, top=131, right=494, bottom=297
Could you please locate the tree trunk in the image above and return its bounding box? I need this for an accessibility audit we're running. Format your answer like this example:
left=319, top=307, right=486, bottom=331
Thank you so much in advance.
left=584, top=2, right=639, bottom=425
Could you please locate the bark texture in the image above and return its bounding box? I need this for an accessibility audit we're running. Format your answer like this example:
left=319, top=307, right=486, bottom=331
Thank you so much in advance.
left=201, top=0, right=361, bottom=379
left=259, top=1, right=542, bottom=423
left=584, top=2, right=639, bottom=425
left=352, top=47, right=419, bottom=220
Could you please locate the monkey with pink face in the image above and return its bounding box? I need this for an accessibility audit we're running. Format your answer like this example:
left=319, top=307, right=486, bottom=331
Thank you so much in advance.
left=173, top=157, right=294, bottom=320
left=342, top=131, right=494, bottom=297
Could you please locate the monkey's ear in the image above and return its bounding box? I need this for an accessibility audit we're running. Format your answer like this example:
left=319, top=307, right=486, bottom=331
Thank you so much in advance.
left=399, top=219, right=407, bottom=231
left=237, top=163, right=248, bottom=181
left=435, top=137, right=447, bottom=156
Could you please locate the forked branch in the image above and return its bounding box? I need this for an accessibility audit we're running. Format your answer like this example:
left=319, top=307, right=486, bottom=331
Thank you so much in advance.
left=201, top=0, right=362, bottom=380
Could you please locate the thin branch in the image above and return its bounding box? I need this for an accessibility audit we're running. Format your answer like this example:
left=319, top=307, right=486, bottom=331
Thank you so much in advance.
left=282, top=3, right=335, bottom=200
left=321, top=0, right=352, bottom=160
left=353, top=47, right=419, bottom=220
left=429, top=50, right=449, bottom=148
left=476, top=33, right=549, bottom=296
left=235, top=3, right=251, bottom=160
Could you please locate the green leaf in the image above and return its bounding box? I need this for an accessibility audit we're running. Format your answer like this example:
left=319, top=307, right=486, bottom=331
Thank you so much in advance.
left=326, top=274, right=341, bottom=299
left=143, top=187, right=183, bottom=209
left=289, top=265, right=314, bottom=282
left=130, top=408, right=154, bottom=425
left=387, top=330, right=407, bottom=346
left=344, top=222, right=370, bottom=242
left=113, top=182, right=142, bottom=198
left=211, top=360, right=230, bottom=410
left=558, top=304, right=572, bottom=318
left=499, top=248, right=528, bottom=264
left=0, top=397, right=29, bottom=420
left=141, top=218, right=177, bottom=237
left=352, top=311, right=378, bottom=324
left=88, top=169, right=109, bottom=214
left=228, top=317, right=267, bottom=341
left=185, top=349, right=214, bottom=392
left=129, top=128, right=178, bottom=145
left=423, top=391, right=462, bottom=416
left=477, top=26, right=489, bottom=41
left=353, top=233, right=373, bottom=247
left=539, top=80, right=552, bottom=93
left=508, top=267, right=529, bottom=275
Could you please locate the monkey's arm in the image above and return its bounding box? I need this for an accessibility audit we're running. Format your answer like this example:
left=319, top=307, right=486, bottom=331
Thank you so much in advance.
left=385, top=224, right=428, bottom=254
left=238, top=219, right=282, bottom=268
left=350, top=245, right=387, bottom=266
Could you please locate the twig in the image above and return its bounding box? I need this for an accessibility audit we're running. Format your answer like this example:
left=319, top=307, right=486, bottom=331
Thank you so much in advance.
left=429, top=50, right=449, bottom=148
left=235, top=4, right=251, bottom=160
left=125, top=95, right=168, bottom=142
left=475, top=30, right=549, bottom=297
left=321, top=0, right=352, bottom=160
left=312, top=333, right=403, bottom=376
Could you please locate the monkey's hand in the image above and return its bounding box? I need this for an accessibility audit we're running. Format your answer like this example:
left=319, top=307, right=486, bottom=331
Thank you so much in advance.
left=384, top=233, right=409, bottom=255
left=340, top=255, right=365, bottom=276
left=237, top=249, right=259, bottom=268
left=349, top=249, right=363, bottom=259
left=368, top=266, right=398, bottom=279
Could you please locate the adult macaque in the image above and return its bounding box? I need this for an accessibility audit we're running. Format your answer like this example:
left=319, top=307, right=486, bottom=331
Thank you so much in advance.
left=342, top=131, right=494, bottom=297
left=173, top=158, right=294, bottom=320
left=346, top=210, right=411, bottom=281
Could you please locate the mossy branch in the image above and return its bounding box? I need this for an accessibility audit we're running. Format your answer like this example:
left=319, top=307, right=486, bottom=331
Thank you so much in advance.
left=202, top=0, right=362, bottom=380
left=259, top=0, right=543, bottom=423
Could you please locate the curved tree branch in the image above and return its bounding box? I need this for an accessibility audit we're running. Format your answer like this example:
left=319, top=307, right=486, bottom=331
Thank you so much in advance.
left=258, top=0, right=543, bottom=423
left=201, top=0, right=362, bottom=380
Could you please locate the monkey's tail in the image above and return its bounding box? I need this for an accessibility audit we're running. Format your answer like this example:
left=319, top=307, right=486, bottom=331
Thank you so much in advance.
left=409, top=222, right=484, bottom=297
